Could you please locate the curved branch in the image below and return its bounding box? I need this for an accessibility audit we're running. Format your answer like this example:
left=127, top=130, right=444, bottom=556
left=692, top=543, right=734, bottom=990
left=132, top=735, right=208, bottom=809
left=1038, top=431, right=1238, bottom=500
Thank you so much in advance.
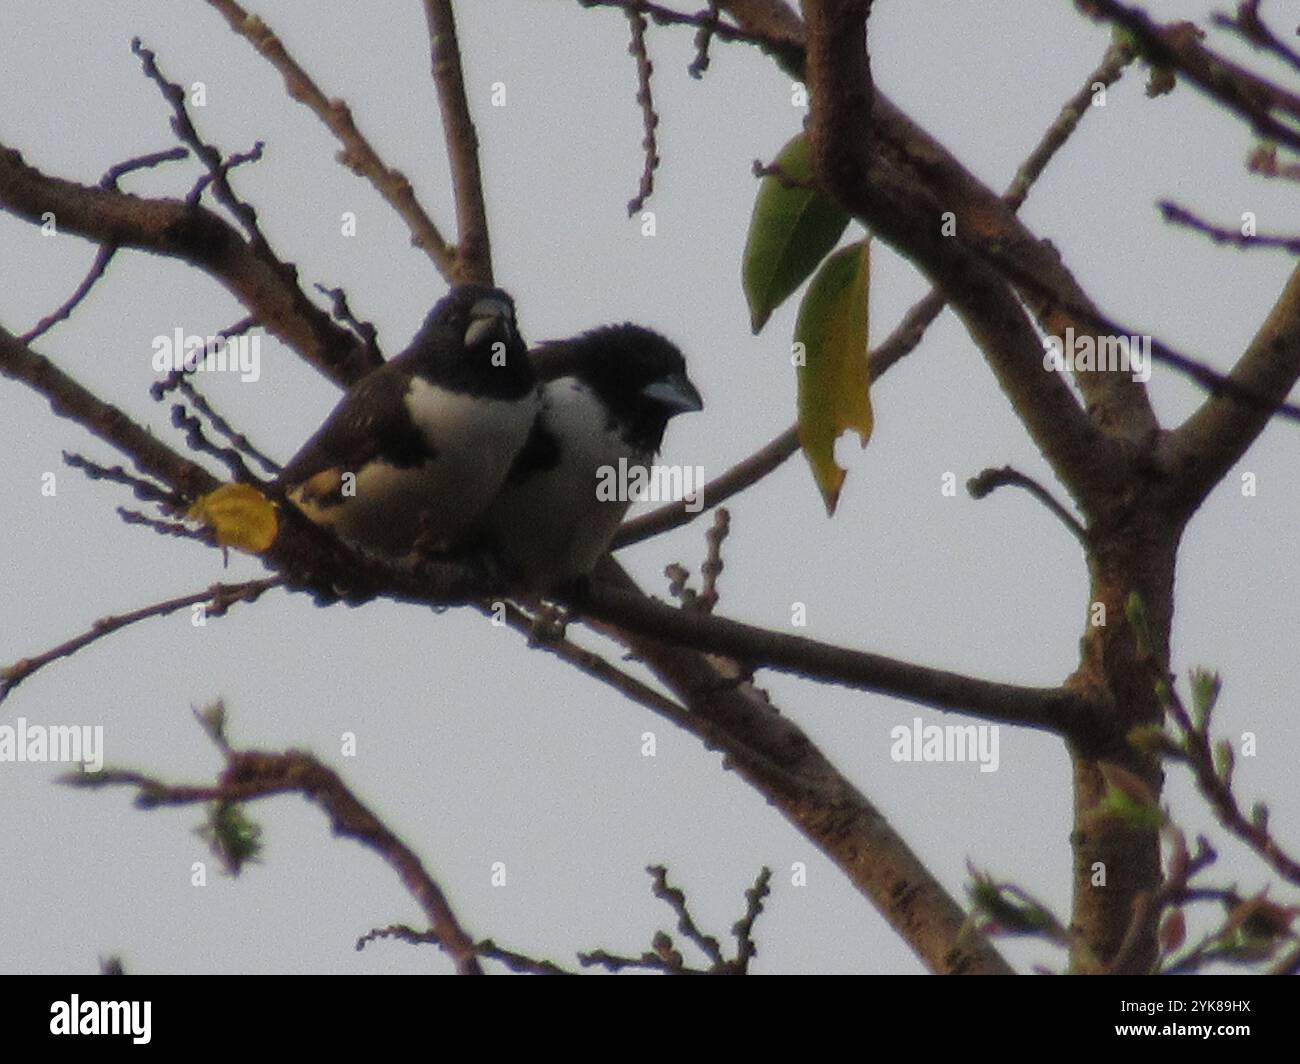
left=0, top=145, right=372, bottom=387
left=1, top=579, right=280, bottom=705
left=69, top=749, right=483, bottom=974
left=1161, top=263, right=1300, bottom=518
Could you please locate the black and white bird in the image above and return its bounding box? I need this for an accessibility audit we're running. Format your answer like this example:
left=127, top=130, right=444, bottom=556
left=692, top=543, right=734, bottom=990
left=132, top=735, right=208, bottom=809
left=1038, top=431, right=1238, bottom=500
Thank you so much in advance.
left=275, top=285, right=540, bottom=557
left=480, top=324, right=703, bottom=590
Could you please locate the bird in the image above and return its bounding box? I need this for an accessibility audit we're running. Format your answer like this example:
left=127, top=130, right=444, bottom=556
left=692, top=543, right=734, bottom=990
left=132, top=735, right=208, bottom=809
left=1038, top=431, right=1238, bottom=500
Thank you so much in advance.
left=479, top=323, right=703, bottom=591
left=274, top=285, right=540, bottom=558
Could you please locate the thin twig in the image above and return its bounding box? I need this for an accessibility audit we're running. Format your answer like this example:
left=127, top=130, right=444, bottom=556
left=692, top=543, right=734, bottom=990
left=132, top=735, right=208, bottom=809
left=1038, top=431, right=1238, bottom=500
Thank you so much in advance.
left=1212, top=0, right=1300, bottom=77
left=169, top=373, right=282, bottom=477
left=689, top=1, right=723, bottom=77
left=624, top=4, right=662, bottom=215
left=131, top=38, right=274, bottom=253
left=1, top=579, right=281, bottom=704
left=1078, top=0, right=1300, bottom=152
left=697, top=508, right=730, bottom=612
left=966, top=465, right=1088, bottom=545
left=315, top=284, right=381, bottom=365
left=731, top=866, right=771, bottom=973
left=63, top=451, right=184, bottom=510
left=204, top=0, right=456, bottom=283
left=484, top=598, right=810, bottom=794
left=68, top=748, right=483, bottom=974
left=170, top=401, right=260, bottom=484
left=648, top=864, right=726, bottom=967
left=1159, top=199, right=1300, bottom=253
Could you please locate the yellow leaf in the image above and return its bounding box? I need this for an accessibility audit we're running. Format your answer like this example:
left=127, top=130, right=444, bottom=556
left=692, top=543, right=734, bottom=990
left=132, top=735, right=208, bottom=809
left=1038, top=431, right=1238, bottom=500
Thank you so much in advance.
left=793, top=238, right=873, bottom=514
left=187, top=483, right=279, bottom=553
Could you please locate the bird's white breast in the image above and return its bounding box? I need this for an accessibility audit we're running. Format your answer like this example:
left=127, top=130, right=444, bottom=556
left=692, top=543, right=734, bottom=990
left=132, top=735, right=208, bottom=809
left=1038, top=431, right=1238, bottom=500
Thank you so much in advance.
left=485, top=377, right=646, bottom=589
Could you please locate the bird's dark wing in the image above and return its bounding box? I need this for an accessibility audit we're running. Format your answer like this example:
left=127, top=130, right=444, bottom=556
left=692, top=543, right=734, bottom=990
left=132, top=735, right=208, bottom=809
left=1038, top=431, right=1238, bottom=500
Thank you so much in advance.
left=275, top=363, right=435, bottom=491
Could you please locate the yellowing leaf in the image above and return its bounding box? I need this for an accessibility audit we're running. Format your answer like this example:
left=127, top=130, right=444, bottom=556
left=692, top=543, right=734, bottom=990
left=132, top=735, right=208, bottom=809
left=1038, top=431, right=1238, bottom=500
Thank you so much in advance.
left=794, top=238, right=872, bottom=515
left=188, top=483, right=279, bottom=553
left=742, top=133, right=851, bottom=333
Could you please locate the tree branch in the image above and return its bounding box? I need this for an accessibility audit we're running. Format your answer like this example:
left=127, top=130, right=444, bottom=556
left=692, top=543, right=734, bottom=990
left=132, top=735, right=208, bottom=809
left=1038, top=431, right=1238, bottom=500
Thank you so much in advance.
left=69, top=748, right=483, bottom=974
left=203, top=0, right=458, bottom=281
left=0, top=145, right=372, bottom=387
left=1161, top=263, right=1300, bottom=517
left=422, top=0, right=494, bottom=284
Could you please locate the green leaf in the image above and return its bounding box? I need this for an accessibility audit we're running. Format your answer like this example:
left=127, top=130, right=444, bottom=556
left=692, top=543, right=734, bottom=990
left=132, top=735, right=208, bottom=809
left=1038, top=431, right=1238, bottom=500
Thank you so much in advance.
left=793, top=239, right=873, bottom=515
left=742, top=133, right=850, bottom=333
left=1189, top=668, right=1221, bottom=729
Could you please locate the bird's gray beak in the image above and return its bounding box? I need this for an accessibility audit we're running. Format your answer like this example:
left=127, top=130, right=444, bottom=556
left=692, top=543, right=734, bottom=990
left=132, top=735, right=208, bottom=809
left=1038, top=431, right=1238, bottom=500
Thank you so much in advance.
left=464, top=297, right=517, bottom=350
left=642, top=371, right=703, bottom=415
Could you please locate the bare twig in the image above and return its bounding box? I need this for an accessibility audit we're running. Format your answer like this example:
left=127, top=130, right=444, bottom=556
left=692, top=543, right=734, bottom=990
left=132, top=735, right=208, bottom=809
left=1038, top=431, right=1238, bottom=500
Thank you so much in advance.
left=68, top=748, right=483, bottom=974
left=697, top=507, right=730, bottom=611
left=731, top=866, right=771, bottom=973
left=163, top=373, right=282, bottom=478
left=1159, top=199, right=1300, bottom=253
left=689, top=1, right=723, bottom=77
left=132, top=38, right=276, bottom=255
left=204, top=0, right=456, bottom=283
left=1, top=579, right=280, bottom=704
left=315, top=284, right=381, bottom=365
left=63, top=451, right=184, bottom=510
left=1212, top=0, right=1300, bottom=77
left=648, top=864, right=726, bottom=967
left=623, top=4, right=662, bottom=215
left=19, top=148, right=189, bottom=344
left=169, top=401, right=264, bottom=484
left=1076, top=0, right=1300, bottom=152
left=356, top=924, right=576, bottom=974
left=485, top=598, right=809, bottom=794
left=967, top=465, right=1089, bottom=545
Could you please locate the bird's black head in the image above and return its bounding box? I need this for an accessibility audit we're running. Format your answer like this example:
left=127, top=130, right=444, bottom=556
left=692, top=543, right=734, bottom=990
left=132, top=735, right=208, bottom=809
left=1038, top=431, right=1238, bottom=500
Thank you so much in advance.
left=408, top=285, right=534, bottom=399
left=533, top=324, right=703, bottom=452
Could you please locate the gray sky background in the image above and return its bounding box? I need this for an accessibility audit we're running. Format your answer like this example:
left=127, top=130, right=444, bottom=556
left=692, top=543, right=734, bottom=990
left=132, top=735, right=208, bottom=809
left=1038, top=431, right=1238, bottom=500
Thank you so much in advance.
left=2, top=0, right=1296, bottom=974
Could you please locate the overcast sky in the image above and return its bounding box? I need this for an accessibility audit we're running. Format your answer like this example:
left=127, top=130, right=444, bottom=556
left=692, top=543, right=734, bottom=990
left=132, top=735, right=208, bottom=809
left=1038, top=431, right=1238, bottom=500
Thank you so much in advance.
left=2, top=0, right=1297, bottom=974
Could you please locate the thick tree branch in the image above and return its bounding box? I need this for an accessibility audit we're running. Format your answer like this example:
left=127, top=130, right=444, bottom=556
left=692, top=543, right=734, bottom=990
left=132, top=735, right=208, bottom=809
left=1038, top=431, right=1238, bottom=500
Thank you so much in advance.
left=1161, top=263, right=1300, bottom=517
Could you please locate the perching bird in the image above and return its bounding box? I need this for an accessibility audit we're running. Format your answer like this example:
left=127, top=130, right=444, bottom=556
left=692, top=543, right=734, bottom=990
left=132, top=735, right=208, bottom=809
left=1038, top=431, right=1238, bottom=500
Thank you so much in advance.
left=275, top=285, right=540, bottom=557
left=480, top=324, right=703, bottom=590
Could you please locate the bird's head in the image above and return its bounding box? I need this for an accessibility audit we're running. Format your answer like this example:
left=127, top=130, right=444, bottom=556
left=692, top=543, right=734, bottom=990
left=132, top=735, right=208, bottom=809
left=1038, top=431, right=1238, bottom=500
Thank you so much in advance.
left=533, top=324, right=703, bottom=452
